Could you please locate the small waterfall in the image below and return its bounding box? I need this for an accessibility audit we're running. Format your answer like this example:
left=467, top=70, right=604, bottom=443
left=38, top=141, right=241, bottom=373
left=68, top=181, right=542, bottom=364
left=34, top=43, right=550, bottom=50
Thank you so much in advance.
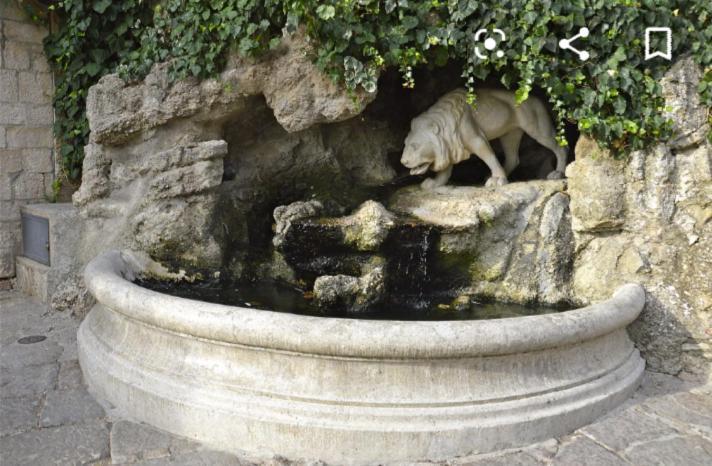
left=384, top=222, right=438, bottom=303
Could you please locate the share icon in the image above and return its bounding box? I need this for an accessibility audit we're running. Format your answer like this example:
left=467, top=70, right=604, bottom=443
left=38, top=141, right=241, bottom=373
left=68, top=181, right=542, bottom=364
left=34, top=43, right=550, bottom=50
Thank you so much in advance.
left=559, top=27, right=590, bottom=61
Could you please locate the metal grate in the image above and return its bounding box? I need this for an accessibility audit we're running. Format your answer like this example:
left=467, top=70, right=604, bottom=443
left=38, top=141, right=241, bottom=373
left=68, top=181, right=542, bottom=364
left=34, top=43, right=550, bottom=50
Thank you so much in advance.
left=21, top=213, right=50, bottom=266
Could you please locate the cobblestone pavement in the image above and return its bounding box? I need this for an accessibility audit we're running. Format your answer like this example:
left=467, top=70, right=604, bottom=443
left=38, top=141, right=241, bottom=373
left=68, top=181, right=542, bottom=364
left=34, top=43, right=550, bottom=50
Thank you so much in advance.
left=1, top=289, right=711, bottom=466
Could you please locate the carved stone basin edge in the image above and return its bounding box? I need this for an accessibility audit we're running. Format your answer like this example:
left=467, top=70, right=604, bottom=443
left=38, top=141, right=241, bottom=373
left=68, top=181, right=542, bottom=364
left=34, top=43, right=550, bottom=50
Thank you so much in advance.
left=78, top=249, right=646, bottom=464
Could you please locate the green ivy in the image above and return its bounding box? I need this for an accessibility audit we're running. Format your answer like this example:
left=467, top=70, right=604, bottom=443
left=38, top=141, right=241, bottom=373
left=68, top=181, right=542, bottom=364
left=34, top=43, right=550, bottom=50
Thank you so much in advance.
left=44, top=0, right=151, bottom=181
left=45, top=0, right=712, bottom=181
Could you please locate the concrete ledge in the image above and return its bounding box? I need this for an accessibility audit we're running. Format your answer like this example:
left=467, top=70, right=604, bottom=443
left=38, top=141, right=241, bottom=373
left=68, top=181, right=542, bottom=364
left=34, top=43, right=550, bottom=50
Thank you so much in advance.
left=79, top=250, right=646, bottom=464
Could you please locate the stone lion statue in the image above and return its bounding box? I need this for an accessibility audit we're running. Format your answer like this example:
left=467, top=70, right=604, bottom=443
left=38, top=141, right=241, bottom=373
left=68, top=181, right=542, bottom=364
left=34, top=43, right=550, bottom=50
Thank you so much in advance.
left=401, top=88, right=567, bottom=189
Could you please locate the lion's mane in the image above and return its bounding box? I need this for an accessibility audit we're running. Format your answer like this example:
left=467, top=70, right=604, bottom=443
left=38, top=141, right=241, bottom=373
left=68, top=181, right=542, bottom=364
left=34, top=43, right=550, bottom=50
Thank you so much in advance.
left=409, top=89, right=472, bottom=171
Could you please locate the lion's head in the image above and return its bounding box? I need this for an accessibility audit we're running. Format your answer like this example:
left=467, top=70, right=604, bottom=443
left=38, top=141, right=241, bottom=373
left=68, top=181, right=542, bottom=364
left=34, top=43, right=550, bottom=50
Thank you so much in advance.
left=400, top=91, right=469, bottom=175
left=400, top=126, right=441, bottom=176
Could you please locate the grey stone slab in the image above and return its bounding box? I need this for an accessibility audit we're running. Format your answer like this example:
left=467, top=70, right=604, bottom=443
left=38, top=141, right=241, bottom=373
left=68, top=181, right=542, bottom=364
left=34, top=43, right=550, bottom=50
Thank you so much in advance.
left=581, top=406, right=678, bottom=452
left=630, top=371, right=694, bottom=401
left=551, top=435, right=627, bottom=466
left=0, top=337, right=63, bottom=369
left=0, top=419, right=109, bottom=466
left=50, top=324, right=80, bottom=362
left=0, top=396, right=39, bottom=436
left=57, top=359, right=84, bottom=390
left=673, top=391, right=712, bottom=420
left=458, top=451, right=543, bottom=465
left=132, top=450, right=247, bottom=466
left=40, top=387, right=106, bottom=427
left=624, top=435, right=712, bottom=466
left=110, top=420, right=200, bottom=464
left=641, top=394, right=712, bottom=436
left=0, top=362, right=57, bottom=398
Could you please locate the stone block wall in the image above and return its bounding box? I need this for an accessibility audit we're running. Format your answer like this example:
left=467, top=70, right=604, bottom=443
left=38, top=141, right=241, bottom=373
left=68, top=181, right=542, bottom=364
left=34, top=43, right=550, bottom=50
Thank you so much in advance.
left=0, top=1, right=54, bottom=278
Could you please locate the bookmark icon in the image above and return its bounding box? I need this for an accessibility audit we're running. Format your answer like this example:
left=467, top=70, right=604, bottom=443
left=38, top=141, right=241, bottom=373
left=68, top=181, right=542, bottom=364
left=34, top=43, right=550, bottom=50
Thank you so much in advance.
left=645, top=27, right=672, bottom=60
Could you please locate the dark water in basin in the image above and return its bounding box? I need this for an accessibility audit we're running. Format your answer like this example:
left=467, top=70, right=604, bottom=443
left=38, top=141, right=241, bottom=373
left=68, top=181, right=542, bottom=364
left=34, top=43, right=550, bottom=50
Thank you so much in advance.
left=135, top=278, right=566, bottom=321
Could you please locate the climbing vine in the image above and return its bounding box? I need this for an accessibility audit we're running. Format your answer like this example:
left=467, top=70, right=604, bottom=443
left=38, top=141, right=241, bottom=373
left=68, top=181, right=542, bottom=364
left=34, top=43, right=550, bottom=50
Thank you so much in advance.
left=43, top=0, right=712, bottom=181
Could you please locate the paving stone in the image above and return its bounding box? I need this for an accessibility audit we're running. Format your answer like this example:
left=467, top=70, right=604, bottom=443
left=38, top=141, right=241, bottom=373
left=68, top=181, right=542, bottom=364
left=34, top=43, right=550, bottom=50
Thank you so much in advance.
left=0, top=396, right=39, bottom=436
left=0, top=337, right=63, bottom=369
left=110, top=420, right=200, bottom=464
left=457, top=450, right=543, bottom=465
left=0, top=419, right=109, bottom=465
left=673, top=391, right=712, bottom=419
left=641, top=393, right=712, bottom=437
left=49, top=324, right=81, bottom=362
left=40, top=387, right=106, bottom=427
left=581, top=406, right=678, bottom=452
left=0, top=362, right=57, bottom=398
left=58, top=359, right=84, bottom=390
left=133, top=449, right=247, bottom=465
left=624, top=435, right=712, bottom=466
left=630, top=371, right=695, bottom=401
left=550, top=435, right=627, bottom=466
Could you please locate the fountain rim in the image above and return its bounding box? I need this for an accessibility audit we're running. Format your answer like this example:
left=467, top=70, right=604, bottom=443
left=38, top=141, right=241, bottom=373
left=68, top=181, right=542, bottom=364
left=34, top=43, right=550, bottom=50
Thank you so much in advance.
left=85, top=249, right=645, bottom=359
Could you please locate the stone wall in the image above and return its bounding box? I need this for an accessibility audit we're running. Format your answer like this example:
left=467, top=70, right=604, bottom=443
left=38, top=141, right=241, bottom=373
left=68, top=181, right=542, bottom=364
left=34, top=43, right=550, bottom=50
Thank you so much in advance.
left=567, top=58, right=711, bottom=379
left=0, top=1, right=54, bottom=278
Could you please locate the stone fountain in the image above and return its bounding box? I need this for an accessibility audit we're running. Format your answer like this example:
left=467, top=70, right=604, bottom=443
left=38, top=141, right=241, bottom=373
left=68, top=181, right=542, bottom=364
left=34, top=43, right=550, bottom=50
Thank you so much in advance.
left=68, top=29, right=711, bottom=465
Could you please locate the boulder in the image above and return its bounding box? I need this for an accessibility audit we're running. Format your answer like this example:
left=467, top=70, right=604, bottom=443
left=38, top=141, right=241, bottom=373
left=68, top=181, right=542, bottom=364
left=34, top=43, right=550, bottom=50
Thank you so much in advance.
left=389, top=180, right=573, bottom=305
left=341, top=201, right=395, bottom=251
left=313, top=261, right=386, bottom=313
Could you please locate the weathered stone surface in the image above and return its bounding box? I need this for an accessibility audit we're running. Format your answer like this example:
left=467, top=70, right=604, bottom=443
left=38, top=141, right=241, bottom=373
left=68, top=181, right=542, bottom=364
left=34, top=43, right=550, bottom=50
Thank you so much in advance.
left=86, top=30, right=374, bottom=146
left=624, top=435, right=712, bottom=466
left=568, top=59, right=712, bottom=377
left=389, top=180, right=572, bottom=305
left=0, top=420, right=109, bottom=466
left=581, top=406, right=677, bottom=452
left=0, top=338, right=63, bottom=370
left=551, top=435, right=627, bottom=465
left=110, top=420, right=200, bottom=464
left=74, top=140, right=227, bottom=267
left=566, top=142, right=626, bottom=232
left=133, top=449, right=245, bottom=465
left=324, top=118, right=397, bottom=186
left=661, top=57, right=710, bottom=149
left=0, top=396, right=39, bottom=436
left=340, top=201, right=395, bottom=251
left=50, top=275, right=95, bottom=319
left=57, top=359, right=84, bottom=390
left=39, top=388, right=106, bottom=428
left=313, top=261, right=386, bottom=312
left=273, top=200, right=324, bottom=248
left=0, top=363, right=57, bottom=398
left=461, top=451, right=543, bottom=465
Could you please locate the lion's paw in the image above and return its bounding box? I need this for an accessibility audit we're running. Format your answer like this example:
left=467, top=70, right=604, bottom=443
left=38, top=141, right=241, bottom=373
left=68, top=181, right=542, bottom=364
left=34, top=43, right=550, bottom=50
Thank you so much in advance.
left=485, top=176, right=507, bottom=187
left=547, top=170, right=565, bottom=180
left=421, top=178, right=439, bottom=190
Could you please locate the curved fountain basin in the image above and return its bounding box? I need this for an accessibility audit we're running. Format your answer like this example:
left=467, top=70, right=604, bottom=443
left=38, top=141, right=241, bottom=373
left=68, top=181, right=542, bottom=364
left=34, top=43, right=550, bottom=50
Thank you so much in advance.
left=78, top=250, right=645, bottom=464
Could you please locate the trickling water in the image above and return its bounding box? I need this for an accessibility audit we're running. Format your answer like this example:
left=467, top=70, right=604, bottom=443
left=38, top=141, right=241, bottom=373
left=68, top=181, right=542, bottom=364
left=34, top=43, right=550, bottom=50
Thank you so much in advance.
left=384, top=223, right=437, bottom=301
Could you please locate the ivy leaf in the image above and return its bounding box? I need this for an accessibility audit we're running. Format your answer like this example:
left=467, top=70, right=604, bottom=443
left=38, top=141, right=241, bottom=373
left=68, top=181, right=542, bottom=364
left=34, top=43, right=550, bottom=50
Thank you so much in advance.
left=84, top=62, right=101, bottom=77
left=93, top=0, right=111, bottom=14
left=316, top=5, right=336, bottom=20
